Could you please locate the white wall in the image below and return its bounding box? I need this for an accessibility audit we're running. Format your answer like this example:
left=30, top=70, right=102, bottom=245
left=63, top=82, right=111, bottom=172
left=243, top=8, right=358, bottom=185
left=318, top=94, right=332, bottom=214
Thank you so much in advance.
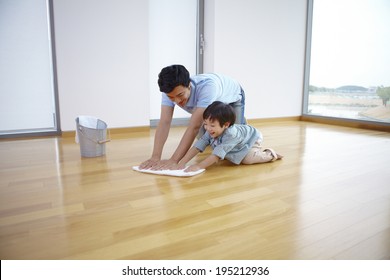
left=53, top=0, right=149, bottom=131
left=149, top=0, right=195, bottom=120
left=54, top=0, right=307, bottom=131
left=204, top=0, right=307, bottom=119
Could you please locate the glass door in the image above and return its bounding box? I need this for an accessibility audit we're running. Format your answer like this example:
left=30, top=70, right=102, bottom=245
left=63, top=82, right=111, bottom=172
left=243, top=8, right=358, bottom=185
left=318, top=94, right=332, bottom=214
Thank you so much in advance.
left=303, top=0, right=390, bottom=124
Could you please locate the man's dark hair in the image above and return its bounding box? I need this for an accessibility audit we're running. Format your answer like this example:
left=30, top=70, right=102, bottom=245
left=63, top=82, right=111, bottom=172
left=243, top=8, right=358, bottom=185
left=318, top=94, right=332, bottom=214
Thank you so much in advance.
left=158, top=65, right=190, bottom=93
left=203, top=101, right=236, bottom=127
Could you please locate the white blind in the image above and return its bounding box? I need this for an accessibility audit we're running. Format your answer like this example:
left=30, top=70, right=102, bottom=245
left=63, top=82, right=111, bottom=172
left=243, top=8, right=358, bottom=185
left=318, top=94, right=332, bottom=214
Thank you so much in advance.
left=0, top=0, right=56, bottom=133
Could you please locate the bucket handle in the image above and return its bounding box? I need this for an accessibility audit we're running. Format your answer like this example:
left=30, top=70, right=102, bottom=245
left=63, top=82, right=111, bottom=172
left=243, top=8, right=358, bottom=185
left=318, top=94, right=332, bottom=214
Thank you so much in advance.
left=78, top=126, right=111, bottom=144
left=98, top=138, right=111, bottom=144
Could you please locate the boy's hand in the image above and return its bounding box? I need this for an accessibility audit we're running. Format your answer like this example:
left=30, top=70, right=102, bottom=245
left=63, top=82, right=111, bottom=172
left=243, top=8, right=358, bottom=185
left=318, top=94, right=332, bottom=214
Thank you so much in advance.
left=169, top=162, right=186, bottom=170
left=184, top=165, right=202, bottom=173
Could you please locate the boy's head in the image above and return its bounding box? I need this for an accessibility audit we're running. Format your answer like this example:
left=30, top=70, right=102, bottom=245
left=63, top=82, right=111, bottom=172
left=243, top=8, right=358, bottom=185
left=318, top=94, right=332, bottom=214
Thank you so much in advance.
left=203, top=101, right=236, bottom=128
left=158, top=65, right=190, bottom=93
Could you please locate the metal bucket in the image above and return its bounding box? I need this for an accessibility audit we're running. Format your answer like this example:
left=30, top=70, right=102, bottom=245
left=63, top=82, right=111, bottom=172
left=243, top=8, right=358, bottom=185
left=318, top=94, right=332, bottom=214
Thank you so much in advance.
left=75, top=116, right=110, bottom=157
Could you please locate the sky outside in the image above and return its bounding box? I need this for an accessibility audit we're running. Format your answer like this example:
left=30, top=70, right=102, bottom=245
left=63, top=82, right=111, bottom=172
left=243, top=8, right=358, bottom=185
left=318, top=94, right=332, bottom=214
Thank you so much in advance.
left=309, top=0, right=390, bottom=89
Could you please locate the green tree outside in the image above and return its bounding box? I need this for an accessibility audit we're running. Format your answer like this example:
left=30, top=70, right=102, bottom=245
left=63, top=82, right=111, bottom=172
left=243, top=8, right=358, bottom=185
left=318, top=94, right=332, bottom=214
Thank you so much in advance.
left=376, top=86, right=390, bottom=106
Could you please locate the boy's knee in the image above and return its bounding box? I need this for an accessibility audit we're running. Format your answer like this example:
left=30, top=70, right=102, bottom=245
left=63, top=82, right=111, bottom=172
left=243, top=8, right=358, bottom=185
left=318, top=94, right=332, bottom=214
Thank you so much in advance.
left=241, top=156, right=253, bottom=165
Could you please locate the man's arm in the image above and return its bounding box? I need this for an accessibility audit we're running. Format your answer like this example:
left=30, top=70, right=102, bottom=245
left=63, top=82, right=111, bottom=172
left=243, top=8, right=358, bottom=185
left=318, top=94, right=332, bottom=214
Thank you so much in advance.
left=155, top=107, right=205, bottom=170
left=139, top=105, right=173, bottom=169
left=170, top=107, right=205, bottom=162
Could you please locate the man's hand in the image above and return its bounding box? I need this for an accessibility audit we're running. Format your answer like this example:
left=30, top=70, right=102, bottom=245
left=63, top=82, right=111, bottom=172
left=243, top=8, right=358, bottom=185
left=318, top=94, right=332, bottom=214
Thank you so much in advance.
left=150, top=158, right=178, bottom=170
left=139, top=157, right=160, bottom=170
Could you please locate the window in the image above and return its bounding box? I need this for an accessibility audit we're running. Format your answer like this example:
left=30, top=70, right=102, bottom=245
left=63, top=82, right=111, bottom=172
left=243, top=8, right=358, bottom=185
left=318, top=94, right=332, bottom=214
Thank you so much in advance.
left=303, top=0, right=390, bottom=124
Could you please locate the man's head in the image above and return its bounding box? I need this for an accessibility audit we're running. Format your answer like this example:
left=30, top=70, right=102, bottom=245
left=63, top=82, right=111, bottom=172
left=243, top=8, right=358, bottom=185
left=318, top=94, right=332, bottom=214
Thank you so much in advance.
left=158, top=65, right=191, bottom=107
left=158, top=65, right=190, bottom=93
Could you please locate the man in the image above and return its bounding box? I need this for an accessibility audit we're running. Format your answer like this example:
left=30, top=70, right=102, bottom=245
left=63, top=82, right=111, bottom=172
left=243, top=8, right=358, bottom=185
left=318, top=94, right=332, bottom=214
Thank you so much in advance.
left=139, top=64, right=246, bottom=170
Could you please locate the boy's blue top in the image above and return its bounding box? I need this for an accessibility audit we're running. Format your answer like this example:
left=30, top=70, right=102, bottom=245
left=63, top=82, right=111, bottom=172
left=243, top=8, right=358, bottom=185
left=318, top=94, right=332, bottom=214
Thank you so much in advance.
left=194, top=124, right=262, bottom=165
left=161, top=73, right=242, bottom=113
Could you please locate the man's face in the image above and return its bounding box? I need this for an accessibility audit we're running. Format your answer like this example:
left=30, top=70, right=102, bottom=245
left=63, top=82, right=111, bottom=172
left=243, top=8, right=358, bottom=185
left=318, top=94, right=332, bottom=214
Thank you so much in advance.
left=166, top=85, right=191, bottom=107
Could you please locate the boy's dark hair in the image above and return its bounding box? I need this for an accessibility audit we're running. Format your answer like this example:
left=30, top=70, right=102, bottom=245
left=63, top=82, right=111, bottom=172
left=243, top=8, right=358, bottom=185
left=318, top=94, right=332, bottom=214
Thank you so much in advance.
left=158, top=65, right=190, bottom=93
left=203, top=101, right=236, bottom=127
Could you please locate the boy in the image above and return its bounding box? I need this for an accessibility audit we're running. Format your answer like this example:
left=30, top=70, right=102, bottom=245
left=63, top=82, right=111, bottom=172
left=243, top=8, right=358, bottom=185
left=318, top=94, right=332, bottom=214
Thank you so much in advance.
left=139, top=65, right=246, bottom=170
left=176, top=101, right=283, bottom=172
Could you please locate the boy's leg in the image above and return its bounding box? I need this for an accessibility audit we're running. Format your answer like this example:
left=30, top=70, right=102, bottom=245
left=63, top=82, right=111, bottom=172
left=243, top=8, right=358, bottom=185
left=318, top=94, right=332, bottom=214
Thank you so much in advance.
left=241, top=140, right=277, bottom=164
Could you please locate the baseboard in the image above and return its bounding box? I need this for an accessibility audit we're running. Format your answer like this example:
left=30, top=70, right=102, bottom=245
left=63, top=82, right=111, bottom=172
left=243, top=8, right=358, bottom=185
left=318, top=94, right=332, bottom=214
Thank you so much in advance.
left=61, top=126, right=150, bottom=138
left=61, top=116, right=301, bottom=138
left=7, top=115, right=388, bottom=140
left=248, top=116, right=301, bottom=125
left=0, top=130, right=61, bottom=140
left=150, top=118, right=190, bottom=127
left=152, top=116, right=301, bottom=127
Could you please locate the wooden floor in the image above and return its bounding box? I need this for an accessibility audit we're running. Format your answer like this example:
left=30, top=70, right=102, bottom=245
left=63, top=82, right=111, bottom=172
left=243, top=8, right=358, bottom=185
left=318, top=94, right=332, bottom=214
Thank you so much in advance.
left=0, top=121, right=389, bottom=260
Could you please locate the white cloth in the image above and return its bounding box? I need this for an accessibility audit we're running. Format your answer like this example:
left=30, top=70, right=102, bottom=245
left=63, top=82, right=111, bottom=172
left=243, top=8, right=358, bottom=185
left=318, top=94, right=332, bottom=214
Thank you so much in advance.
left=132, top=166, right=205, bottom=177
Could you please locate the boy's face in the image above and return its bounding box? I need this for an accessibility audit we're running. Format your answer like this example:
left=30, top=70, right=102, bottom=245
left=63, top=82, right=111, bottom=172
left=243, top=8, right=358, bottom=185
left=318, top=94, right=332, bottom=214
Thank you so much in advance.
left=203, top=118, right=229, bottom=139
left=166, top=85, right=191, bottom=107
